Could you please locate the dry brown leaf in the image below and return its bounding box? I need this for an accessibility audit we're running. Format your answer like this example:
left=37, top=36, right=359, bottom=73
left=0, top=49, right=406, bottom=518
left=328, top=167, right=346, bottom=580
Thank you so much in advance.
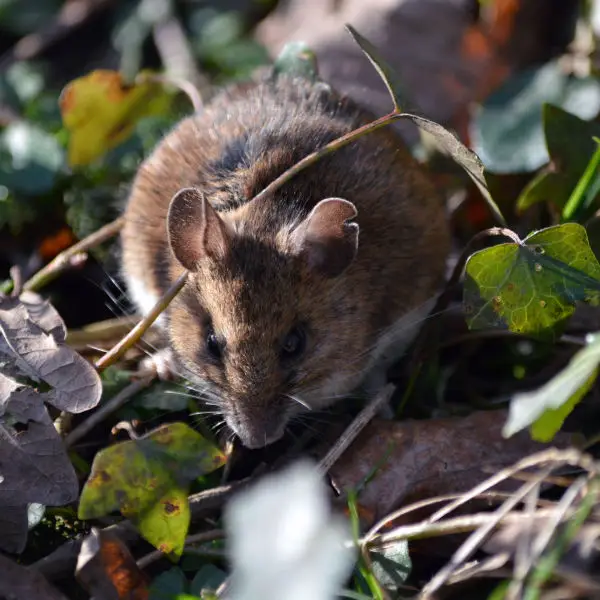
left=0, top=295, right=101, bottom=412
left=329, top=410, right=574, bottom=520
left=76, top=528, right=149, bottom=600
left=0, top=294, right=102, bottom=552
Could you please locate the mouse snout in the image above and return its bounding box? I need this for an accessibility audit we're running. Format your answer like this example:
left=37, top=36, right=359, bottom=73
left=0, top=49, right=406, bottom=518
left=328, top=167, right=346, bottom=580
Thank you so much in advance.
left=226, top=406, right=287, bottom=449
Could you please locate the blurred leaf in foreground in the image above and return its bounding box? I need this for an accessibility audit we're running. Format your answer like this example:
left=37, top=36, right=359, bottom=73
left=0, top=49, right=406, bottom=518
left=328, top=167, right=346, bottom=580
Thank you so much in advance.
left=59, top=70, right=173, bottom=167
left=471, top=60, right=600, bottom=174
left=464, top=223, right=600, bottom=339
left=503, top=333, right=600, bottom=441
left=273, top=41, right=319, bottom=82
left=79, top=423, right=226, bottom=557
left=0, top=121, right=64, bottom=195
left=517, top=105, right=600, bottom=216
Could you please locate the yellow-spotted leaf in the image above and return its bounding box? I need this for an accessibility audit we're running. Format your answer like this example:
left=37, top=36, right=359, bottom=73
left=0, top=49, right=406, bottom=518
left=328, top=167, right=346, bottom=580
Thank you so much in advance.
left=59, top=70, right=173, bottom=166
left=79, top=422, right=226, bottom=557
left=464, top=223, right=600, bottom=340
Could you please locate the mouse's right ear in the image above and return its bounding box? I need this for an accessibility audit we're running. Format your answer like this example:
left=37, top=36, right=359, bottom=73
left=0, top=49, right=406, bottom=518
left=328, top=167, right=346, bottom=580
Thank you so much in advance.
left=167, top=187, right=231, bottom=269
left=290, top=197, right=359, bottom=278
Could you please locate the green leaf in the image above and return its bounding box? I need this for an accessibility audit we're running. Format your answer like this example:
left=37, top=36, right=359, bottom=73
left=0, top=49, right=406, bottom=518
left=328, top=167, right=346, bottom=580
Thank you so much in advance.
left=503, top=333, right=600, bottom=440
left=272, top=41, right=319, bottom=82
left=562, top=138, right=600, bottom=222
left=400, top=113, right=506, bottom=226
left=471, top=61, right=600, bottom=173
left=345, top=25, right=407, bottom=112
left=79, top=423, right=226, bottom=557
left=190, top=565, right=227, bottom=597
left=148, top=566, right=189, bottom=600
left=369, top=540, right=412, bottom=592
left=464, top=223, right=600, bottom=339
left=518, top=105, right=600, bottom=215
left=0, top=121, right=64, bottom=195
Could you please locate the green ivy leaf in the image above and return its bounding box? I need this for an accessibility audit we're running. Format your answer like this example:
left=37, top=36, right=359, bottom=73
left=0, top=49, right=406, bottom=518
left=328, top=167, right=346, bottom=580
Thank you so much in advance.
left=517, top=105, right=600, bottom=215
left=503, top=333, right=600, bottom=440
left=79, top=423, right=226, bottom=557
left=464, top=223, right=600, bottom=339
left=471, top=61, right=600, bottom=174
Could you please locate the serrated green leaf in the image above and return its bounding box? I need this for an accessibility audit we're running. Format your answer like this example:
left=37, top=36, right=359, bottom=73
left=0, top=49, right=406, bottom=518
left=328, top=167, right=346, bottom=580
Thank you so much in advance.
left=79, top=422, right=226, bottom=557
left=517, top=105, right=600, bottom=215
left=471, top=61, right=600, bottom=174
left=464, top=223, right=600, bottom=339
left=503, top=334, right=600, bottom=440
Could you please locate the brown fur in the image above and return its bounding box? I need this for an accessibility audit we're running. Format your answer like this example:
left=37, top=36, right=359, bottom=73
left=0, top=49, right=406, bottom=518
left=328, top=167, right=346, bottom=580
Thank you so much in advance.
left=121, top=73, right=450, bottom=448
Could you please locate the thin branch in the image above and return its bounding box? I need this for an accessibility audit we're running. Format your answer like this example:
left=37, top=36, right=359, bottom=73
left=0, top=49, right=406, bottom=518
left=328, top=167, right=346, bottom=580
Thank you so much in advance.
left=421, top=463, right=559, bottom=597
left=250, top=111, right=403, bottom=204
left=95, top=271, right=188, bottom=372
left=137, top=529, right=224, bottom=568
left=64, top=375, right=155, bottom=448
left=23, top=216, right=125, bottom=293
left=317, top=384, right=395, bottom=474
left=364, top=507, right=576, bottom=548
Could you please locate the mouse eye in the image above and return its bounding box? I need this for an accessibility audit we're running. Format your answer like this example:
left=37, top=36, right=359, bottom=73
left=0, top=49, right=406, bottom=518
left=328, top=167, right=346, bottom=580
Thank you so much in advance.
left=281, top=326, right=306, bottom=360
left=206, top=329, right=222, bottom=360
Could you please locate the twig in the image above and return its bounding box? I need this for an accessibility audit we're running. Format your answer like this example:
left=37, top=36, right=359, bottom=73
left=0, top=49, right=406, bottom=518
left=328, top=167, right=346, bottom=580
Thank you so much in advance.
left=64, top=375, right=155, bottom=448
left=151, top=12, right=210, bottom=107
left=421, top=463, right=559, bottom=597
left=137, top=529, right=224, bottom=568
left=519, top=476, right=592, bottom=597
left=317, top=384, right=395, bottom=475
left=189, top=478, right=251, bottom=517
left=364, top=507, right=576, bottom=548
left=22, top=216, right=125, bottom=293
left=95, top=271, right=188, bottom=372
left=66, top=316, right=141, bottom=351
left=139, top=72, right=203, bottom=113
left=427, top=448, right=596, bottom=525
left=250, top=112, right=402, bottom=205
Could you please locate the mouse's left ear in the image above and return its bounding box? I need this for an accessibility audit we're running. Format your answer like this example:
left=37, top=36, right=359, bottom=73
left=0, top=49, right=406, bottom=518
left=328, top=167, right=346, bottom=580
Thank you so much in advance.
left=168, top=187, right=231, bottom=269
left=290, top=197, right=358, bottom=278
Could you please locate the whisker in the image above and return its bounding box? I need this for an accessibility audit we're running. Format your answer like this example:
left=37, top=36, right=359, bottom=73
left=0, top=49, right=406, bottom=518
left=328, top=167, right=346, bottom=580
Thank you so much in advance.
left=284, top=393, right=312, bottom=410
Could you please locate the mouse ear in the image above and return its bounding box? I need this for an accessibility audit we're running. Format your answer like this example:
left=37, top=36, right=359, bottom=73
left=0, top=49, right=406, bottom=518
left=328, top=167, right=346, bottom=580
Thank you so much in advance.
left=167, top=187, right=230, bottom=269
left=290, top=197, right=358, bottom=278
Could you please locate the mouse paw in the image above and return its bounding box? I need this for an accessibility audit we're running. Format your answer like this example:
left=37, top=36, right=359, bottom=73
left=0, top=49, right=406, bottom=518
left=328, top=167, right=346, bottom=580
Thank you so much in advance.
left=138, top=348, right=177, bottom=381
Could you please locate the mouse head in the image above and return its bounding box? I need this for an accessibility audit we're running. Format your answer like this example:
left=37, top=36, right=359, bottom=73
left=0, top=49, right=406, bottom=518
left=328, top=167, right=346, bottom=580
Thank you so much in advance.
left=167, top=187, right=360, bottom=448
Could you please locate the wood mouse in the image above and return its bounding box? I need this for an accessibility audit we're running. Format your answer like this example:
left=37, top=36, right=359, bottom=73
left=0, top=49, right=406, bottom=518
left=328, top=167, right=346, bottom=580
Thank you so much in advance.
left=121, top=71, right=450, bottom=449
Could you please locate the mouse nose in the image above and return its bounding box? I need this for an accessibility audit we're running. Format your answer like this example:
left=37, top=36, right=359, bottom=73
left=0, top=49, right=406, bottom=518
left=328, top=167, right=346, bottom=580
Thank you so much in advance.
left=227, top=411, right=286, bottom=449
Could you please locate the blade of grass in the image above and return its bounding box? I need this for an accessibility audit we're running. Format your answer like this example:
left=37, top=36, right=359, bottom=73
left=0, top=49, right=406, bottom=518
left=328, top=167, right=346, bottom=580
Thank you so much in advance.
left=562, top=138, right=600, bottom=222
